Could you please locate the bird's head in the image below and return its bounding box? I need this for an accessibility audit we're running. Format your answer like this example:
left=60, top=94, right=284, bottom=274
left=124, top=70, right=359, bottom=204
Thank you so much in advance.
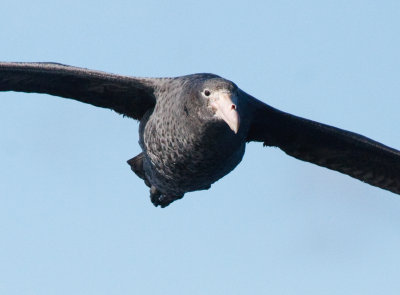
left=185, top=75, right=240, bottom=134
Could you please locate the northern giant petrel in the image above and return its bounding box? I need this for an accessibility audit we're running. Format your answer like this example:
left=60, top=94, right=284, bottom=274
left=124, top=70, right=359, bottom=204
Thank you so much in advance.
left=1, top=62, right=399, bottom=207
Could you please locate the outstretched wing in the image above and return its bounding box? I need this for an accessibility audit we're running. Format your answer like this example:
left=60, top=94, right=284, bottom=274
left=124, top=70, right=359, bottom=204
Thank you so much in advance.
left=0, top=62, right=159, bottom=120
left=245, top=94, right=400, bottom=195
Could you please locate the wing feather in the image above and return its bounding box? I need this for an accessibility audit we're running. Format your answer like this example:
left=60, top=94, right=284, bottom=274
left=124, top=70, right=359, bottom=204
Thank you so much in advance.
left=246, top=95, right=400, bottom=195
left=0, top=62, right=159, bottom=120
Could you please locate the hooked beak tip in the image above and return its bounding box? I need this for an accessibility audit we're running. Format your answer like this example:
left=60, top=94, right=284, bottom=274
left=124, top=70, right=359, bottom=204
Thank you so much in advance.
left=226, top=109, right=240, bottom=134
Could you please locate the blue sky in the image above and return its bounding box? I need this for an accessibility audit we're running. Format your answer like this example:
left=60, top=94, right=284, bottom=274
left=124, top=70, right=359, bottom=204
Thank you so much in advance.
left=1, top=1, right=400, bottom=294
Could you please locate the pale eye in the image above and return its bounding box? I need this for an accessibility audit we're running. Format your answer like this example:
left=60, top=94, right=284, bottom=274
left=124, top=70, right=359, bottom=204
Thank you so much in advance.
left=204, top=89, right=211, bottom=97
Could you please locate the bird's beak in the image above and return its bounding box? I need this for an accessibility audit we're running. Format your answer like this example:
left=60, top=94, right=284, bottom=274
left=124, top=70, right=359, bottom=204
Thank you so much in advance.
left=211, top=92, right=240, bottom=134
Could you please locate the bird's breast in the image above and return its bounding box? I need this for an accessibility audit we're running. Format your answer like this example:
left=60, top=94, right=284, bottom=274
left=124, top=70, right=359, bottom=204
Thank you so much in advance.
left=140, top=111, right=246, bottom=195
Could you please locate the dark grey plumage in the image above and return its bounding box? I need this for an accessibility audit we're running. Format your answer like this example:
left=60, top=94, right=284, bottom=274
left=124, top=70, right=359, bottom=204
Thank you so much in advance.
left=1, top=62, right=399, bottom=207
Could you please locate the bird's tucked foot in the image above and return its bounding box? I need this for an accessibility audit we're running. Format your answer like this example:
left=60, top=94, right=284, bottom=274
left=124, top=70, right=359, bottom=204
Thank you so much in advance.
left=150, top=186, right=183, bottom=208
left=127, top=153, right=151, bottom=187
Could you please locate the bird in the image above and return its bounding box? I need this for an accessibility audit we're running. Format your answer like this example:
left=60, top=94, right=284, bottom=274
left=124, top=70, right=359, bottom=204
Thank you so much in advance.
left=1, top=62, right=399, bottom=207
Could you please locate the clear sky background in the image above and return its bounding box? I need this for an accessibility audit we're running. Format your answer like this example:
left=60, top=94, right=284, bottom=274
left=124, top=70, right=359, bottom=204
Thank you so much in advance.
left=1, top=1, right=400, bottom=294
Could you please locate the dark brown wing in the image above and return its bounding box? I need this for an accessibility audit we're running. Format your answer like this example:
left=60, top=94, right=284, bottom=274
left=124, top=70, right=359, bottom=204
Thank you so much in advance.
left=0, top=62, right=159, bottom=120
left=245, top=94, right=400, bottom=195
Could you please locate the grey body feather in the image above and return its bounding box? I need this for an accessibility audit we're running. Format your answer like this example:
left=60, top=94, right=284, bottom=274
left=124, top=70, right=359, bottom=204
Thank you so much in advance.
left=139, top=76, right=248, bottom=204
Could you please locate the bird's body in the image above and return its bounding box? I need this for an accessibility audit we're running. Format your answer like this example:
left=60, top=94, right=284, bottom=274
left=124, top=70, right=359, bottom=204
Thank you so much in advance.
left=1, top=62, right=399, bottom=207
left=136, top=75, right=248, bottom=205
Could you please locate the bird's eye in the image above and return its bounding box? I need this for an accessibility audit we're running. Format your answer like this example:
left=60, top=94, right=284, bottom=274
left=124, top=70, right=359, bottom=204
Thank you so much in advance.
left=204, top=89, right=211, bottom=97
